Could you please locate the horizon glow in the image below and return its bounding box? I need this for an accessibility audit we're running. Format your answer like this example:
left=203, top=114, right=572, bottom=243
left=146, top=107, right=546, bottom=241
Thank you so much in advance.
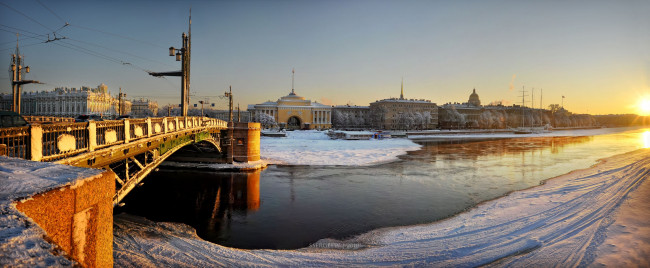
left=1, top=0, right=649, bottom=115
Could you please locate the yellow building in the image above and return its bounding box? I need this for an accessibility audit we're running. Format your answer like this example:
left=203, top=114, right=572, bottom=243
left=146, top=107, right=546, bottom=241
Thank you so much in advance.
left=249, top=89, right=332, bottom=130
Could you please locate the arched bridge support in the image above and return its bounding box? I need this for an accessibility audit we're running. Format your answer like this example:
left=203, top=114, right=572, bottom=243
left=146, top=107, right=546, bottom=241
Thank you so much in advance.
left=51, top=118, right=225, bottom=206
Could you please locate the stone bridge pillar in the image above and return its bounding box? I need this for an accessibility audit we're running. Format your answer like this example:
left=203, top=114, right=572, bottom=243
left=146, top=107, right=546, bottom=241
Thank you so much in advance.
left=223, top=122, right=260, bottom=163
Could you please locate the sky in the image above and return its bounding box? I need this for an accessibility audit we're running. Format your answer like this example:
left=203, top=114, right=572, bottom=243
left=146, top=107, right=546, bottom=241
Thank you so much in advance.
left=1, top=0, right=649, bottom=115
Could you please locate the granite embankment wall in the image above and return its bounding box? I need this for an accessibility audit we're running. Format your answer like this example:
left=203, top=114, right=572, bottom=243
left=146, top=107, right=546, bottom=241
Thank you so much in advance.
left=14, top=169, right=115, bottom=267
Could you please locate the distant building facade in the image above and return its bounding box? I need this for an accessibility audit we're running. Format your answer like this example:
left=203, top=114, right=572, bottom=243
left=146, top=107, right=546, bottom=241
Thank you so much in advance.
left=248, top=89, right=332, bottom=129
left=331, top=105, right=371, bottom=129
left=368, top=82, right=438, bottom=130
left=438, top=88, right=482, bottom=129
left=0, top=83, right=130, bottom=118
left=131, top=98, right=159, bottom=117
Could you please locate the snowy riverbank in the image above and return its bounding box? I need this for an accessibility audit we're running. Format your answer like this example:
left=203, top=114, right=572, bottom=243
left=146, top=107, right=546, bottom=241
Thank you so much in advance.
left=113, top=148, right=650, bottom=267
left=260, top=130, right=422, bottom=166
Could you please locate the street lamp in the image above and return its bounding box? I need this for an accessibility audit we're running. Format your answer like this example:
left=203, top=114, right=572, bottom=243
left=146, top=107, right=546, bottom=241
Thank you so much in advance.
left=149, top=32, right=190, bottom=116
left=10, top=47, right=39, bottom=114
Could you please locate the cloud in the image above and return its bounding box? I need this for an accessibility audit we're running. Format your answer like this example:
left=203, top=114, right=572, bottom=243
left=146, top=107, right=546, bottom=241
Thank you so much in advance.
left=509, top=74, right=516, bottom=91
left=320, top=97, right=333, bottom=105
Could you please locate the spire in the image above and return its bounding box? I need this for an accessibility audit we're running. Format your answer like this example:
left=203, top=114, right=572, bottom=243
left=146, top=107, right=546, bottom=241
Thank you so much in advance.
left=400, top=77, right=404, bottom=100
left=290, top=68, right=295, bottom=95
left=473, top=88, right=476, bottom=94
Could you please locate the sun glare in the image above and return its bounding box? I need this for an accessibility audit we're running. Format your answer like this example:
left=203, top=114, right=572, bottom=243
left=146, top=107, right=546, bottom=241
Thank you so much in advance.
left=638, top=99, right=650, bottom=116
left=643, top=131, right=650, bottom=149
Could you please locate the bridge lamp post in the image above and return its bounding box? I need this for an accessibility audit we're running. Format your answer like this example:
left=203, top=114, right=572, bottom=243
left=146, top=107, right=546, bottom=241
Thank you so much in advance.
left=10, top=51, right=40, bottom=114
left=225, top=86, right=234, bottom=164
left=149, top=32, right=190, bottom=117
left=198, top=100, right=208, bottom=117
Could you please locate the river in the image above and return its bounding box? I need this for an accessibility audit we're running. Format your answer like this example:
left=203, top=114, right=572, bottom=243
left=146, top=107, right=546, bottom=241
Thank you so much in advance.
left=115, top=127, right=649, bottom=249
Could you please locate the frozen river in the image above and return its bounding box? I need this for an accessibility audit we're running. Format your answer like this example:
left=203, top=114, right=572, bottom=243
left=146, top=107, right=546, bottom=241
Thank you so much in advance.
left=116, top=127, right=650, bottom=249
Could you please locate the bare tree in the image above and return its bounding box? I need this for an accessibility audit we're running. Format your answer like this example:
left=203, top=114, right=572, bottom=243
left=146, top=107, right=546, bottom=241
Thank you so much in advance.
left=254, top=113, right=277, bottom=129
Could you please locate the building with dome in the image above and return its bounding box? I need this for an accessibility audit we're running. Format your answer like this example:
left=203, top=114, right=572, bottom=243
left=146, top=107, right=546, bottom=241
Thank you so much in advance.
left=468, top=88, right=481, bottom=106
left=438, top=88, right=483, bottom=128
left=248, top=88, right=332, bottom=130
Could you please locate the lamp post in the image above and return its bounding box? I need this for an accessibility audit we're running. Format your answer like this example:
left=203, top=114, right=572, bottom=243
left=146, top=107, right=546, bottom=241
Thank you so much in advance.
left=149, top=12, right=191, bottom=117
left=118, top=87, right=126, bottom=116
left=198, top=100, right=210, bottom=117
left=225, top=86, right=234, bottom=163
left=10, top=35, right=39, bottom=114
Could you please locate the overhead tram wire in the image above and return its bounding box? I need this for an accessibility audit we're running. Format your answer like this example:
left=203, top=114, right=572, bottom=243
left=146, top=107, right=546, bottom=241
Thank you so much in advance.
left=0, top=35, right=42, bottom=46
left=54, top=40, right=152, bottom=73
left=0, top=41, right=44, bottom=52
left=0, top=24, right=48, bottom=38
left=0, top=28, right=48, bottom=51
left=34, top=0, right=67, bottom=25
left=65, top=37, right=176, bottom=68
left=0, top=4, right=180, bottom=85
left=0, top=2, right=55, bottom=32
left=69, top=24, right=165, bottom=49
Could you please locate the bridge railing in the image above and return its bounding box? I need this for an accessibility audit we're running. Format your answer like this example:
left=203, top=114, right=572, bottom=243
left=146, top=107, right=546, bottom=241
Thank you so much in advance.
left=95, top=120, right=126, bottom=149
left=41, top=122, right=89, bottom=161
left=0, top=126, right=30, bottom=159
left=23, top=115, right=75, bottom=124
left=0, top=116, right=227, bottom=162
left=150, top=118, right=164, bottom=135
left=128, top=119, right=149, bottom=142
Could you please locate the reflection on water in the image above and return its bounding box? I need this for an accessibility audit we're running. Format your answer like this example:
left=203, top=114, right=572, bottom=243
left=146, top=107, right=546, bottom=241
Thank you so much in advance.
left=117, top=171, right=261, bottom=247
left=412, top=136, right=593, bottom=159
left=118, top=127, right=649, bottom=250
left=643, top=131, right=650, bottom=148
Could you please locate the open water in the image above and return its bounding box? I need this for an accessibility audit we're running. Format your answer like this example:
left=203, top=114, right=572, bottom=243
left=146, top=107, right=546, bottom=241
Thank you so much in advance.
left=116, top=127, right=650, bottom=249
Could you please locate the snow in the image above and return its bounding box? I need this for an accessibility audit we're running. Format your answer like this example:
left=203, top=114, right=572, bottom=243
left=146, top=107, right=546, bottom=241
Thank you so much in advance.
left=0, top=156, right=103, bottom=267
left=113, top=148, right=650, bottom=267
left=261, top=130, right=422, bottom=166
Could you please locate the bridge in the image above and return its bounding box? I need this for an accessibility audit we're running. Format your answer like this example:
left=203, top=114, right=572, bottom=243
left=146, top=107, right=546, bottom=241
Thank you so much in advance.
left=0, top=116, right=232, bottom=205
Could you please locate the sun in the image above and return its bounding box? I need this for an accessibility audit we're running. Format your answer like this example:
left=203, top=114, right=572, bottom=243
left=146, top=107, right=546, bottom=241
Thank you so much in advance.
left=638, top=98, right=650, bottom=116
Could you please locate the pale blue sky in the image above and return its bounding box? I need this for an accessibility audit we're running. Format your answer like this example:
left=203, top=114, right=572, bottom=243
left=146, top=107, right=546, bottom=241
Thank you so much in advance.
left=1, top=0, right=649, bottom=114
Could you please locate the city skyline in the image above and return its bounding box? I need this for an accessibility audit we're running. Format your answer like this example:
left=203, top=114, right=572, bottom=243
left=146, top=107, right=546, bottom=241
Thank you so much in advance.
left=1, top=0, right=649, bottom=115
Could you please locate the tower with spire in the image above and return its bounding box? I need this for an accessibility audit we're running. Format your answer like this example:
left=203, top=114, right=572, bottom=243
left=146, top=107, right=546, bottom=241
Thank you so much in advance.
left=400, top=78, right=404, bottom=100
left=290, top=68, right=296, bottom=95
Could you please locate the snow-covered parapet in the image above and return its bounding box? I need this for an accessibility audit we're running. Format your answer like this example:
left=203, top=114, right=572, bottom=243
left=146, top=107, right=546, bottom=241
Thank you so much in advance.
left=0, top=156, right=115, bottom=267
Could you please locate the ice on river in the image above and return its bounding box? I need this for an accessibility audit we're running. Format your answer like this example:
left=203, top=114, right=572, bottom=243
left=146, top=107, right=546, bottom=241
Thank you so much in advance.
left=260, top=130, right=422, bottom=166
left=113, top=148, right=650, bottom=267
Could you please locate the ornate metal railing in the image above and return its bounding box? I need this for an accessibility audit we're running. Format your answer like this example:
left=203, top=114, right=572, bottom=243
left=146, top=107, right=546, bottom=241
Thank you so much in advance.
left=150, top=118, right=164, bottom=136
left=95, top=120, right=126, bottom=149
left=128, top=119, right=149, bottom=142
left=23, top=116, right=75, bottom=124
left=0, top=116, right=227, bottom=162
left=0, top=126, right=30, bottom=158
left=41, top=122, right=89, bottom=161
